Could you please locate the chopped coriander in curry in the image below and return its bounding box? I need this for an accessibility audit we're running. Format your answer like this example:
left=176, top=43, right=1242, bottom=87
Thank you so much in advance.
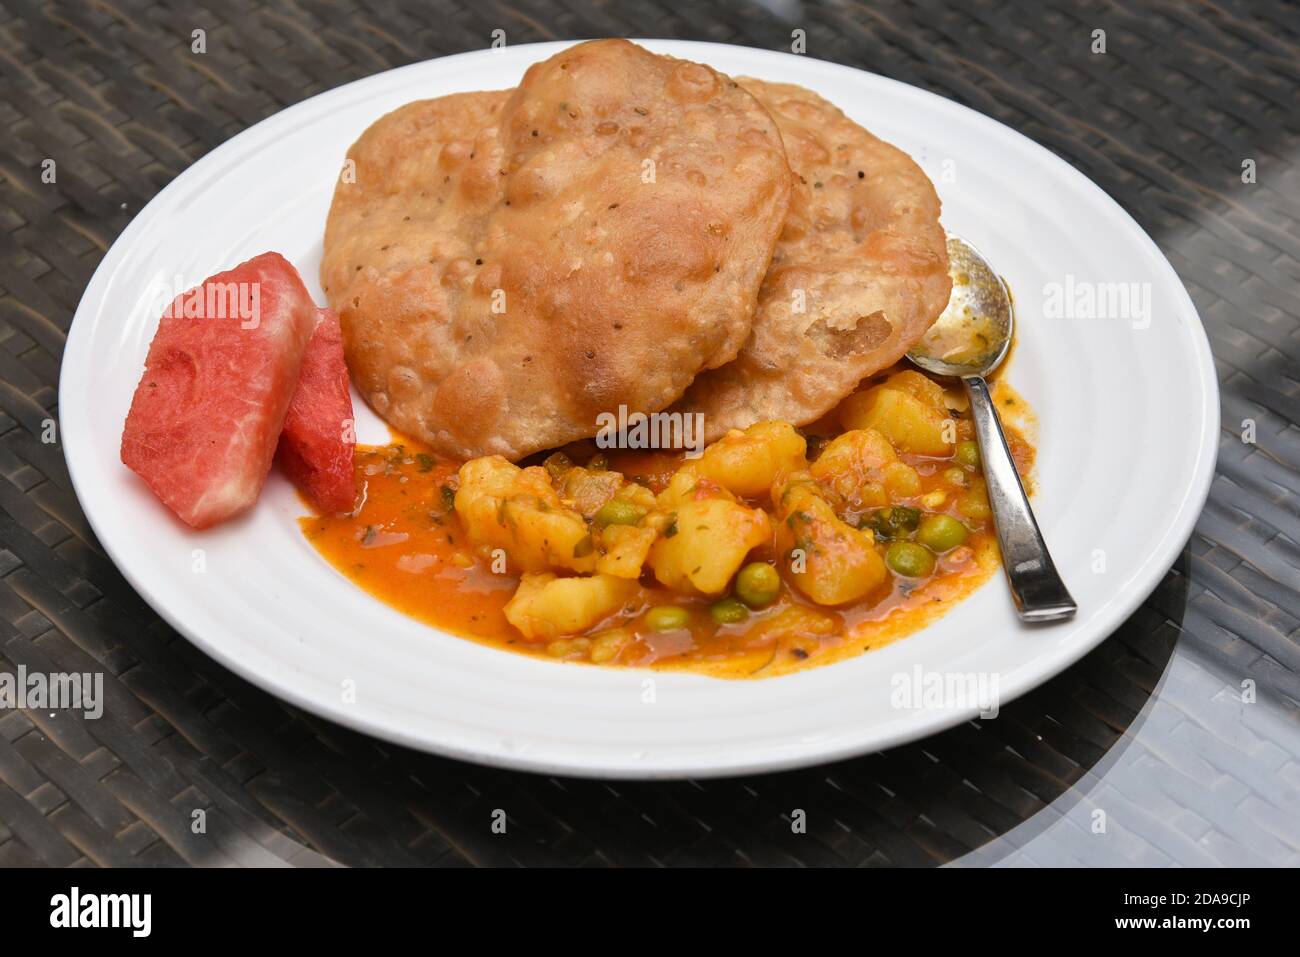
left=301, top=365, right=1035, bottom=678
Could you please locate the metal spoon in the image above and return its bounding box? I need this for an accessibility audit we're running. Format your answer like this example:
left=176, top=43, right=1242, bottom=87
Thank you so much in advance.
left=907, top=235, right=1076, bottom=622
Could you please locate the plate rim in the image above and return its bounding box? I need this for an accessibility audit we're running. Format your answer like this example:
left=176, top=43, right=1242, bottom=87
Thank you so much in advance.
left=58, top=39, right=1220, bottom=779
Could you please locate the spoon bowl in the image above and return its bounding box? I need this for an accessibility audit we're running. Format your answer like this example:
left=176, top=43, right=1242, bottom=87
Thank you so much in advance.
left=908, top=236, right=1013, bottom=378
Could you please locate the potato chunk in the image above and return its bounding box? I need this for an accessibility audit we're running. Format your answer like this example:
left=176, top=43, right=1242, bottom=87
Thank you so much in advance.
left=454, top=456, right=595, bottom=573
left=691, top=421, right=807, bottom=498
left=648, top=498, right=772, bottom=596
left=654, top=468, right=731, bottom=509
left=596, top=524, right=657, bottom=578
left=745, top=605, right=839, bottom=647
left=504, top=573, right=637, bottom=641
left=882, top=369, right=950, bottom=408
left=839, top=371, right=953, bottom=456
left=811, top=429, right=920, bottom=509
left=773, top=481, right=887, bottom=605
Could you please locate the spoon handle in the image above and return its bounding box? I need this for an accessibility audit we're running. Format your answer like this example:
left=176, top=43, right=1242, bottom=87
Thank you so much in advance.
left=962, top=375, right=1077, bottom=621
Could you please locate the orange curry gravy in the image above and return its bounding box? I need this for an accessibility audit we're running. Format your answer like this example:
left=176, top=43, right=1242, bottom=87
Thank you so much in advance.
left=301, top=378, right=1036, bottom=679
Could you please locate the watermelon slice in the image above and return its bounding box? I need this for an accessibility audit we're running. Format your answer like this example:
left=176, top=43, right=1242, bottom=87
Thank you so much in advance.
left=121, top=252, right=317, bottom=529
left=276, top=308, right=357, bottom=513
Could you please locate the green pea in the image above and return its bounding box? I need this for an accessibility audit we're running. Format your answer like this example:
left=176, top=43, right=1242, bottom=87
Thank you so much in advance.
left=644, top=605, right=690, bottom=631
left=885, top=541, right=936, bottom=578
left=954, top=440, right=980, bottom=468
left=709, top=598, right=749, bottom=625
left=735, top=562, right=781, bottom=608
left=593, top=499, right=646, bottom=526
left=916, top=514, right=969, bottom=553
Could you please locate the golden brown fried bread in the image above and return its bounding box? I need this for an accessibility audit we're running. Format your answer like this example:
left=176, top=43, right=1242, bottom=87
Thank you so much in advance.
left=322, top=40, right=791, bottom=461
left=671, top=79, right=951, bottom=441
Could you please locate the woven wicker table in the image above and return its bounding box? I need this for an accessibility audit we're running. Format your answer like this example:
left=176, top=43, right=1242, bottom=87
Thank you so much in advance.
left=0, top=0, right=1296, bottom=867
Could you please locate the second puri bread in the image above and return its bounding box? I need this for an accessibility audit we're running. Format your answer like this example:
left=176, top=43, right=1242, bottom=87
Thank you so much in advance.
left=669, top=79, right=952, bottom=441
left=322, top=39, right=792, bottom=461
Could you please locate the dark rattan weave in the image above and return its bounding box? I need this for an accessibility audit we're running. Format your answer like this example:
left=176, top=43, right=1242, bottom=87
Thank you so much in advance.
left=0, top=0, right=1296, bottom=866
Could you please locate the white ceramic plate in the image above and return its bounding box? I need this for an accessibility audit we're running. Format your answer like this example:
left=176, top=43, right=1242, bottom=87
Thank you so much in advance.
left=60, top=40, right=1218, bottom=778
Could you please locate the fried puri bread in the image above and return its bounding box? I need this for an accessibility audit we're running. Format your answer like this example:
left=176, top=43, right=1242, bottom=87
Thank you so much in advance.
left=670, top=79, right=951, bottom=441
left=322, top=39, right=791, bottom=461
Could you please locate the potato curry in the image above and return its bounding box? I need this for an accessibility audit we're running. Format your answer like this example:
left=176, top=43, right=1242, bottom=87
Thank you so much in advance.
left=302, top=366, right=1035, bottom=678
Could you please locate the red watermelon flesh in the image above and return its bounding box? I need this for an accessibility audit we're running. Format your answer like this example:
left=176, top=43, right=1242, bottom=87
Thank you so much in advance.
left=121, top=252, right=317, bottom=529
left=276, top=308, right=357, bottom=513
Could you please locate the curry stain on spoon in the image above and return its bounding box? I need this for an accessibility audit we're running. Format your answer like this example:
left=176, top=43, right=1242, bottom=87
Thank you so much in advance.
left=906, top=234, right=1077, bottom=622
